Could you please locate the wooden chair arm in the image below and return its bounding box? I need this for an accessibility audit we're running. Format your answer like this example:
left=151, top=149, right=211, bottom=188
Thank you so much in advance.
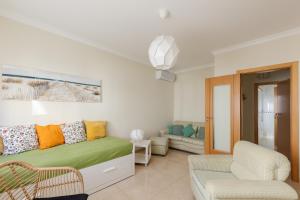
left=0, top=161, right=84, bottom=200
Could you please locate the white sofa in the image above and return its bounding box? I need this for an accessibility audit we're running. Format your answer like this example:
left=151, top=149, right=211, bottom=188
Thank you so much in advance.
left=188, top=141, right=298, bottom=200
left=160, top=121, right=204, bottom=154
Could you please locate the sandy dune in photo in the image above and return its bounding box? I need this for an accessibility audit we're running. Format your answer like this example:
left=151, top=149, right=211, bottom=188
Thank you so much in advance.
left=1, top=77, right=101, bottom=102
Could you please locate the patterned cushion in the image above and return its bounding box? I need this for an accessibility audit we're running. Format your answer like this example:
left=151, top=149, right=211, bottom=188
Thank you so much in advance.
left=61, top=121, right=86, bottom=144
left=0, top=125, right=38, bottom=155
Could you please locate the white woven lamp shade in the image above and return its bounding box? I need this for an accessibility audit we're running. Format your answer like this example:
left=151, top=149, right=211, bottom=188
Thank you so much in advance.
left=130, top=129, right=144, bottom=142
left=148, top=35, right=179, bottom=70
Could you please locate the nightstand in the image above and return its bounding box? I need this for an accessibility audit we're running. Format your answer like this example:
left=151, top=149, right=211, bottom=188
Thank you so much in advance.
left=132, top=140, right=151, bottom=166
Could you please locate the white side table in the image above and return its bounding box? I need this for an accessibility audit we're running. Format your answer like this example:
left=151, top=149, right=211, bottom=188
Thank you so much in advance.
left=132, top=140, right=151, bottom=166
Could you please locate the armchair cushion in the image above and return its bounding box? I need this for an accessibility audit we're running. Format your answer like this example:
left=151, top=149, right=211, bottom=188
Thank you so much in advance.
left=205, top=179, right=298, bottom=200
left=232, top=141, right=290, bottom=181
left=194, top=170, right=236, bottom=186
left=188, top=155, right=232, bottom=172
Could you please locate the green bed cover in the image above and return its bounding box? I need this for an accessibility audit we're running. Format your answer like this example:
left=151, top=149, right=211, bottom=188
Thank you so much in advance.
left=0, top=136, right=132, bottom=170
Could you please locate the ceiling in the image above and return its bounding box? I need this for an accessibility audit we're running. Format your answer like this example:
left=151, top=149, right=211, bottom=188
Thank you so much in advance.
left=1, top=0, right=300, bottom=70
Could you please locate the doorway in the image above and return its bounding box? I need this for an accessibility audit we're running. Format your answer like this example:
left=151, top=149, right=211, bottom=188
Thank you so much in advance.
left=257, top=84, right=277, bottom=150
left=238, top=62, right=298, bottom=182
left=205, top=62, right=299, bottom=181
left=253, top=80, right=291, bottom=160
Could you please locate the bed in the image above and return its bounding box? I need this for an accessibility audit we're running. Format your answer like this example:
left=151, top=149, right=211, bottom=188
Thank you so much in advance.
left=0, top=136, right=135, bottom=194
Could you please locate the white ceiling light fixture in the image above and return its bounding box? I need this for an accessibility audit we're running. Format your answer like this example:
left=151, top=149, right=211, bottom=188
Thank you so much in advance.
left=159, top=8, right=169, bottom=20
left=148, top=35, right=179, bottom=70
left=148, top=9, right=179, bottom=71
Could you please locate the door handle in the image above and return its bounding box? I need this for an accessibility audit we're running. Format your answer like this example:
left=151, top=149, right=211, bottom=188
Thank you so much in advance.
left=274, top=113, right=282, bottom=119
left=206, top=117, right=213, bottom=122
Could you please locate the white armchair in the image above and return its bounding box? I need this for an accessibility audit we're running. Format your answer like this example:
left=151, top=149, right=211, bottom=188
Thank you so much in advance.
left=188, top=141, right=298, bottom=200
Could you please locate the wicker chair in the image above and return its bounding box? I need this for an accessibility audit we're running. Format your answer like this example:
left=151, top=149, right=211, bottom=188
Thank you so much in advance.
left=0, top=161, right=88, bottom=200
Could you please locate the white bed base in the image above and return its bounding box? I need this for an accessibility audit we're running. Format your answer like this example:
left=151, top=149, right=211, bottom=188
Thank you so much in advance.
left=0, top=153, right=135, bottom=198
left=80, top=152, right=135, bottom=194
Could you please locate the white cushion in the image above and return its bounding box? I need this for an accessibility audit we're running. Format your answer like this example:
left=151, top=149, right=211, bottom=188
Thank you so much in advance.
left=206, top=179, right=298, bottom=200
left=231, top=141, right=290, bottom=181
left=167, top=134, right=203, bottom=145
left=167, top=134, right=183, bottom=141
left=188, top=155, right=232, bottom=172
left=150, top=136, right=168, bottom=146
left=181, top=137, right=203, bottom=145
left=191, top=172, right=211, bottom=200
left=194, top=170, right=236, bottom=186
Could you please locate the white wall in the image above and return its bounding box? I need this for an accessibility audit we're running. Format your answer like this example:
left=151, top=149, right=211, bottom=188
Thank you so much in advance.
left=0, top=17, right=174, bottom=138
left=173, top=67, right=213, bottom=122
left=214, top=34, right=300, bottom=128
left=214, top=34, right=300, bottom=76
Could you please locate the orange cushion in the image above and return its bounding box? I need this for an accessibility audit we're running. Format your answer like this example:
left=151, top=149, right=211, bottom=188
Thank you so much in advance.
left=35, top=125, right=65, bottom=149
left=84, top=121, right=107, bottom=141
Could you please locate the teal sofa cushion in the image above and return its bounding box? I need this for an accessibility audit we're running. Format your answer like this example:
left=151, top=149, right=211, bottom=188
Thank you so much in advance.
left=168, top=124, right=173, bottom=134
left=197, top=127, right=205, bottom=140
left=172, top=125, right=184, bottom=136
left=183, top=124, right=195, bottom=137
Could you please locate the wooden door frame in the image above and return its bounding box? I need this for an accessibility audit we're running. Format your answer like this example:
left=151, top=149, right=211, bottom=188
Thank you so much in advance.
left=205, top=75, right=234, bottom=154
left=237, top=61, right=299, bottom=182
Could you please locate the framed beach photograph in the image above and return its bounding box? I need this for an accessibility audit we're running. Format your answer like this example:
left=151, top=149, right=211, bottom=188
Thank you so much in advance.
left=1, top=65, right=102, bottom=103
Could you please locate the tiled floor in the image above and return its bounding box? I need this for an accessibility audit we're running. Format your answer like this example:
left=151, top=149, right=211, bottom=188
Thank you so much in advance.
left=89, top=149, right=300, bottom=200
left=89, top=149, right=193, bottom=200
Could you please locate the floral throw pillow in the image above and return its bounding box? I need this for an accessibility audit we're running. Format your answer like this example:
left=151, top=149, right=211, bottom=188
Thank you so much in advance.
left=0, top=125, right=38, bottom=155
left=61, top=121, right=86, bottom=144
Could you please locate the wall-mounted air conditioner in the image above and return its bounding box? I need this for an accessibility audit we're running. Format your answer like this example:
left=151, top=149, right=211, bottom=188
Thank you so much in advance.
left=155, top=70, right=176, bottom=82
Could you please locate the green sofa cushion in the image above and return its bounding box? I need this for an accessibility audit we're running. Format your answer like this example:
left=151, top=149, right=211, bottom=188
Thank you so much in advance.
left=0, top=136, right=132, bottom=170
